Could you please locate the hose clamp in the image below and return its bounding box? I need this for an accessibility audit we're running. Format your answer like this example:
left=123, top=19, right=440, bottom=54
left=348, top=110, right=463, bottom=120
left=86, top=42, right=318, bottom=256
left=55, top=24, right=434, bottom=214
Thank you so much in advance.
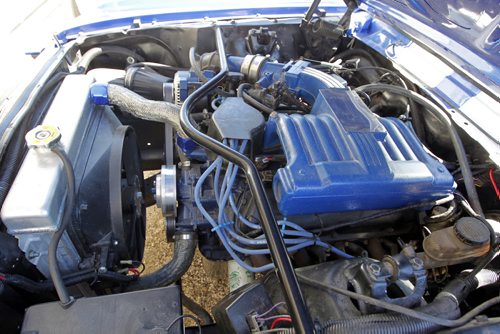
left=240, top=55, right=268, bottom=83
left=175, top=232, right=196, bottom=241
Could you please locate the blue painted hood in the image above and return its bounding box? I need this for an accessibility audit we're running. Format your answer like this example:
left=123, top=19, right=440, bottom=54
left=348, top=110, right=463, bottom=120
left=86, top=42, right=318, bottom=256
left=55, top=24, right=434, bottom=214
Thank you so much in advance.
left=58, top=1, right=346, bottom=41
left=363, top=0, right=498, bottom=67
left=356, top=0, right=499, bottom=94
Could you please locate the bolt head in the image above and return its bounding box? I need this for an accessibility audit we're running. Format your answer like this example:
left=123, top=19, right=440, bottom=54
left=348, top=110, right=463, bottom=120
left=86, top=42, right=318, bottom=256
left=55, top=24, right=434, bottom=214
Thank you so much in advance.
left=27, top=250, right=40, bottom=259
left=410, top=257, right=424, bottom=269
left=368, top=263, right=381, bottom=275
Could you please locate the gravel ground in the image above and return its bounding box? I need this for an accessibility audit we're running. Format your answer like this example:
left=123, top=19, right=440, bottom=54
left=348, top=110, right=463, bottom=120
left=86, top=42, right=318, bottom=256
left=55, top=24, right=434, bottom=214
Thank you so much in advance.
left=142, top=171, right=229, bottom=325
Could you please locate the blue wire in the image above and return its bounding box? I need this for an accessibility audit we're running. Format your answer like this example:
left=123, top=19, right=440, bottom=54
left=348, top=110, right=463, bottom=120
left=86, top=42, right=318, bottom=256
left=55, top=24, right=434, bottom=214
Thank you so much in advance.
left=225, top=225, right=312, bottom=246
left=213, top=142, right=225, bottom=203
left=316, top=241, right=355, bottom=259
left=218, top=140, right=247, bottom=225
left=225, top=140, right=353, bottom=258
left=218, top=140, right=237, bottom=205
left=229, top=194, right=261, bottom=230
left=194, top=140, right=354, bottom=272
left=194, top=156, right=274, bottom=272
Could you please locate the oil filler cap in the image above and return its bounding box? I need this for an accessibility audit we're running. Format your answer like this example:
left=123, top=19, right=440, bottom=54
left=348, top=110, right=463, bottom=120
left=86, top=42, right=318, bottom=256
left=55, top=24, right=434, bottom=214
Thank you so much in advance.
left=454, top=217, right=490, bottom=246
left=25, top=125, right=61, bottom=149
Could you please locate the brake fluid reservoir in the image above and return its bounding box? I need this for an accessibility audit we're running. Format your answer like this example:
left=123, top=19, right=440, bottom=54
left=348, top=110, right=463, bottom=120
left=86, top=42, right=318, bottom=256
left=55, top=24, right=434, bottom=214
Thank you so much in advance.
left=423, top=217, right=490, bottom=261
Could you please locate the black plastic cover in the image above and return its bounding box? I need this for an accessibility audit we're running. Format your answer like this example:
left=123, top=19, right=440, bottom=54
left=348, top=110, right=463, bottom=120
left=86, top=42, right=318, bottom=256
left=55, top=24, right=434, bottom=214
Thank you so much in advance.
left=21, top=286, right=182, bottom=334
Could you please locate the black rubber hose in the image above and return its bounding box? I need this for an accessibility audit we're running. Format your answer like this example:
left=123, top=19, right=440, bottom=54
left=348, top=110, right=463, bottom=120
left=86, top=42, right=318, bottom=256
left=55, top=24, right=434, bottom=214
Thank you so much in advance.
left=77, top=46, right=145, bottom=73
left=297, top=273, right=500, bottom=329
left=404, top=80, right=427, bottom=142
left=181, top=293, right=214, bottom=325
left=179, top=27, right=315, bottom=334
left=47, top=147, right=76, bottom=307
left=3, top=270, right=135, bottom=294
left=126, top=233, right=196, bottom=291
left=242, top=91, right=275, bottom=114
left=236, top=83, right=252, bottom=98
left=355, top=83, right=483, bottom=217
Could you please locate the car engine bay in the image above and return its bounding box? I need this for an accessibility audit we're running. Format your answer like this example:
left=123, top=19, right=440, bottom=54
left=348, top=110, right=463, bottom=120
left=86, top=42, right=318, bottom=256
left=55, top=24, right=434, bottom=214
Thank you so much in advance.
left=0, top=8, right=499, bottom=334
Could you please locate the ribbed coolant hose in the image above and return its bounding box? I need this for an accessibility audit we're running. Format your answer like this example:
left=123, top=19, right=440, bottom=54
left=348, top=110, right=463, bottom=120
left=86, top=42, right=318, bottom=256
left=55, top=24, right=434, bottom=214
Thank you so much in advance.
left=107, top=84, right=187, bottom=137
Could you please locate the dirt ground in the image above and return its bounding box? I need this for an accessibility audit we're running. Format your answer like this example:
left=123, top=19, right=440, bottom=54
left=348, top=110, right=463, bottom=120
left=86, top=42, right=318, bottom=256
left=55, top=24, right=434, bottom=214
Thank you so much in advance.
left=142, top=172, right=229, bottom=324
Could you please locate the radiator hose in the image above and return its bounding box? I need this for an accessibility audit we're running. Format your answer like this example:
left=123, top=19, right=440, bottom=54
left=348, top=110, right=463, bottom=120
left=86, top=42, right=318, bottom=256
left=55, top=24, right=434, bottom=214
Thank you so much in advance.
left=107, top=84, right=187, bottom=137
left=126, top=232, right=196, bottom=291
left=265, top=269, right=499, bottom=334
left=77, top=46, right=145, bottom=73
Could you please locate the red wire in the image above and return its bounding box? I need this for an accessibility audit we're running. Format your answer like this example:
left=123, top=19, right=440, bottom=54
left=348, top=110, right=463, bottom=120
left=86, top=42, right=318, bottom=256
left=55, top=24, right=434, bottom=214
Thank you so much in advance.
left=490, top=168, right=500, bottom=200
left=270, top=317, right=292, bottom=329
left=128, top=268, right=140, bottom=277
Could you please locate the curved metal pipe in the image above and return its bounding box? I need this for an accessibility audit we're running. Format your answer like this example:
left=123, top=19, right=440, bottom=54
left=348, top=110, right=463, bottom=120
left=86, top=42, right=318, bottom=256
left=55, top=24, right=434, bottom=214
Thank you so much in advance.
left=179, top=27, right=314, bottom=334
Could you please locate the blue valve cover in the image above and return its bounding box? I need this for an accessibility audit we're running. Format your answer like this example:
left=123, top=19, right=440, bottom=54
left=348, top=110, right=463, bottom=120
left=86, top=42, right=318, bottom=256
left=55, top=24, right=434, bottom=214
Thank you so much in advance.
left=271, top=88, right=455, bottom=216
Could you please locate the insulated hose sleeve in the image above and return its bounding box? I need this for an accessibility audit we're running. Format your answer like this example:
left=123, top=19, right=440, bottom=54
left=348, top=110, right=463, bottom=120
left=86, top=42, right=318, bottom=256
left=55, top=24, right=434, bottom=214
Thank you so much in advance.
left=126, top=233, right=196, bottom=291
left=107, top=84, right=187, bottom=137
